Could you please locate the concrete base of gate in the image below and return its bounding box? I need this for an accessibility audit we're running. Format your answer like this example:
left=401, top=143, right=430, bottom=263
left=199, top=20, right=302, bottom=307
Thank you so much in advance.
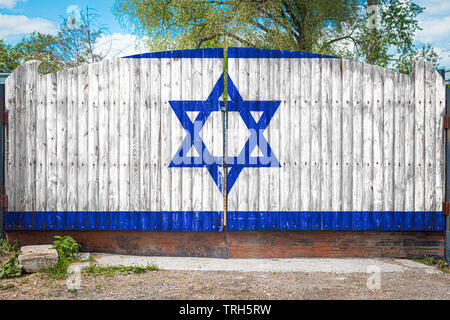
left=6, top=230, right=444, bottom=259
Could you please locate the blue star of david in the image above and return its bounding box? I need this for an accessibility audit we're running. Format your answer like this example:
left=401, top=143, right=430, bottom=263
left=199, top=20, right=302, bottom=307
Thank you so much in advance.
left=169, top=73, right=281, bottom=195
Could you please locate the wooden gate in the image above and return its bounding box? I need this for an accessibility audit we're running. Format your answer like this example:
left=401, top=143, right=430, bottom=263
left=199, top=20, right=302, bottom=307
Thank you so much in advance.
left=3, top=48, right=447, bottom=258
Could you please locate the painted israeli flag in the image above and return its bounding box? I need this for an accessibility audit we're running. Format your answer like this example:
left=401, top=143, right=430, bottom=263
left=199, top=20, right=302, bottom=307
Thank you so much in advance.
left=4, top=48, right=445, bottom=232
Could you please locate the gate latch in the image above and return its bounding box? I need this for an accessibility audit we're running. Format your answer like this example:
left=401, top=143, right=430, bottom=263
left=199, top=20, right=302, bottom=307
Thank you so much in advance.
left=443, top=202, right=450, bottom=216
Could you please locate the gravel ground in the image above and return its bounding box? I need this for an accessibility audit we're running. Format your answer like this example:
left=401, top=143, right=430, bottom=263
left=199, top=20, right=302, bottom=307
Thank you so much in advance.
left=0, top=258, right=449, bottom=300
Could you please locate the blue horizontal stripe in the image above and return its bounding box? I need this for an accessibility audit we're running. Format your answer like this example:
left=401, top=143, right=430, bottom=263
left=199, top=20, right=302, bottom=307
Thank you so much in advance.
left=226, top=211, right=444, bottom=231
left=123, top=48, right=224, bottom=59
left=227, top=47, right=339, bottom=59
left=5, top=211, right=224, bottom=232
left=5, top=211, right=443, bottom=232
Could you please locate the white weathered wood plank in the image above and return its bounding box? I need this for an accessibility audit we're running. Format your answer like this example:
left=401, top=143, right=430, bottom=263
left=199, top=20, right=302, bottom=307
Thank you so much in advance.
left=352, top=62, right=363, bottom=212
left=320, top=58, right=332, bottom=213
left=25, top=62, right=38, bottom=213
left=139, top=58, right=151, bottom=213
left=119, top=59, right=130, bottom=212
left=87, top=63, right=99, bottom=214
left=372, top=66, right=384, bottom=213
left=383, top=70, right=394, bottom=223
left=5, top=71, right=16, bottom=211
left=98, top=60, right=110, bottom=213
left=129, top=59, right=141, bottom=218
left=310, top=58, right=321, bottom=213
left=149, top=57, right=161, bottom=213
left=362, top=63, right=373, bottom=212
left=331, top=58, right=342, bottom=213
left=414, top=61, right=425, bottom=212
left=435, top=69, right=445, bottom=217
left=341, top=59, right=353, bottom=213
left=67, top=67, right=78, bottom=212
left=108, top=59, right=120, bottom=213
left=56, top=69, right=67, bottom=213
left=46, top=71, right=57, bottom=213
left=393, top=72, right=406, bottom=213
left=404, top=70, right=415, bottom=214
left=300, top=58, right=311, bottom=212
left=424, top=65, right=436, bottom=215
left=77, top=64, right=88, bottom=214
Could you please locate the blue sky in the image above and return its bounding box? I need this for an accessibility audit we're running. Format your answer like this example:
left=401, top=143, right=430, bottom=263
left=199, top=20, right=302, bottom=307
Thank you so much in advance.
left=0, top=0, right=449, bottom=68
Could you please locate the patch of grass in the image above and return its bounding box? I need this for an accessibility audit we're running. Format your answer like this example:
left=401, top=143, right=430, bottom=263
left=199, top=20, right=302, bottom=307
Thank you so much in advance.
left=413, top=255, right=450, bottom=273
left=0, top=252, right=22, bottom=279
left=82, top=264, right=159, bottom=277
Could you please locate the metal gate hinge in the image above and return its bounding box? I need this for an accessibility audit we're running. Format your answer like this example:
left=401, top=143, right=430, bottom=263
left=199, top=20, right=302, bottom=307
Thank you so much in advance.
left=0, top=194, right=7, bottom=210
left=443, top=202, right=450, bottom=216
left=443, top=115, right=450, bottom=129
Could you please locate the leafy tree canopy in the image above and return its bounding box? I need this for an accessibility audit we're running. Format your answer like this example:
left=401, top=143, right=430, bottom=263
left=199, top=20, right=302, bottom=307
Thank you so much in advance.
left=112, top=0, right=440, bottom=72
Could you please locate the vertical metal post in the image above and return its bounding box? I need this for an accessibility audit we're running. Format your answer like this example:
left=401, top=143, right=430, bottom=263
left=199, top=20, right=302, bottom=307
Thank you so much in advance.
left=440, top=69, right=450, bottom=263
left=0, top=82, right=5, bottom=240
left=222, top=47, right=228, bottom=231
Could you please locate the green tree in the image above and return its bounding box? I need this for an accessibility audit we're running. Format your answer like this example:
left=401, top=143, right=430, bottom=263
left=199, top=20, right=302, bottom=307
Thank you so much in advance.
left=0, top=33, right=60, bottom=73
left=0, top=40, right=20, bottom=73
left=14, top=32, right=62, bottom=73
left=112, top=0, right=439, bottom=72
left=112, top=0, right=361, bottom=52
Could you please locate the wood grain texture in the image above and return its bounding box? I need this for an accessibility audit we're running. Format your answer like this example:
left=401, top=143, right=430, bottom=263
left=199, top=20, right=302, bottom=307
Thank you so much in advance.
left=4, top=56, right=446, bottom=232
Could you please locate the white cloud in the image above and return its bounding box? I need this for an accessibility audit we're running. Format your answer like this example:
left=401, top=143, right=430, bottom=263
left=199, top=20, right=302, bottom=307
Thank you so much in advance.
left=416, top=15, right=450, bottom=43
left=0, top=0, right=26, bottom=10
left=416, top=0, right=450, bottom=16
left=95, top=33, right=148, bottom=59
left=434, top=47, right=450, bottom=69
left=0, top=13, right=56, bottom=39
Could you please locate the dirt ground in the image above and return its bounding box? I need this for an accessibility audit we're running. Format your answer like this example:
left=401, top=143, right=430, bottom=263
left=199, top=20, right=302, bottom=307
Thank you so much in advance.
left=0, top=258, right=449, bottom=300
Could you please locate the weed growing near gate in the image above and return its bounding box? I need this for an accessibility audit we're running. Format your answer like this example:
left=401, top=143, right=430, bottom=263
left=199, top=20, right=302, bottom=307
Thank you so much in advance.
left=82, top=264, right=159, bottom=277
left=413, top=255, right=450, bottom=273
left=0, top=236, right=22, bottom=279
left=0, top=252, right=22, bottom=279
left=0, top=235, right=19, bottom=254
left=45, top=236, right=81, bottom=279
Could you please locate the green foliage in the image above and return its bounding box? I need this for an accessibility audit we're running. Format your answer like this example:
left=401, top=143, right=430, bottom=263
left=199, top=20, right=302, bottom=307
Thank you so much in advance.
left=82, top=264, right=159, bottom=277
left=413, top=255, right=450, bottom=273
left=113, top=0, right=359, bottom=53
left=0, top=252, right=22, bottom=279
left=0, top=33, right=61, bottom=73
left=0, top=40, right=20, bottom=73
left=112, top=0, right=440, bottom=72
left=45, top=236, right=81, bottom=279
left=0, top=235, right=19, bottom=253
left=52, top=236, right=80, bottom=260
left=396, top=43, right=440, bottom=74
